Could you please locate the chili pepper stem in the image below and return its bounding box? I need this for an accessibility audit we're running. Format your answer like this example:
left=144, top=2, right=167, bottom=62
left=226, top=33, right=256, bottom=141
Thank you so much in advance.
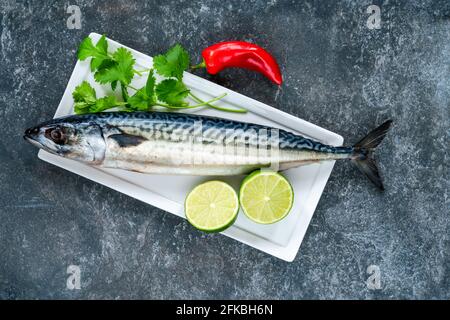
left=190, top=60, right=206, bottom=70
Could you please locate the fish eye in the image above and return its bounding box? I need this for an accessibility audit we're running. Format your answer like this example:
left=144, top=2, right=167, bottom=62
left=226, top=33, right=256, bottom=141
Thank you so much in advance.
left=45, top=127, right=67, bottom=145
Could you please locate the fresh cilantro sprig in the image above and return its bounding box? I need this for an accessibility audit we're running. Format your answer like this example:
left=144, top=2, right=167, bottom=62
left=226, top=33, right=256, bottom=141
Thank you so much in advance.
left=72, top=35, right=246, bottom=114
left=78, top=35, right=135, bottom=100
left=78, top=35, right=109, bottom=71
left=155, top=79, right=190, bottom=107
left=153, top=44, right=189, bottom=81
left=72, top=81, right=126, bottom=114
left=94, top=48, right=135, bottom=88
left=127, top=69, right=156, bottom=111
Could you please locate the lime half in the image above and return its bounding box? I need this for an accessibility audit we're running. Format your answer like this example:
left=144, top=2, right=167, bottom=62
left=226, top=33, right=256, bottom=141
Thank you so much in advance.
left=185, top=181, right=239, bottom=233
left=239, top=170, right=294, bottom=224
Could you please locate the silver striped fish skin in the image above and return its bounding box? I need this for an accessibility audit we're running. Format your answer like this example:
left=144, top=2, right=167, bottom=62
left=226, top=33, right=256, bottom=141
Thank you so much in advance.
left=24, top=112, right=391, bottom=189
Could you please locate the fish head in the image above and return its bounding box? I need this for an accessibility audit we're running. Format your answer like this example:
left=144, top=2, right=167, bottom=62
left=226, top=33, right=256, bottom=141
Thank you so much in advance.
left=24, top=119, right=106, bottom=164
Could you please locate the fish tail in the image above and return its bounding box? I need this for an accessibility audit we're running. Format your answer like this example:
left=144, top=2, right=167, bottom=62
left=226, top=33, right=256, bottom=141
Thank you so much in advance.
left=351, top=120, right=393, bottom=190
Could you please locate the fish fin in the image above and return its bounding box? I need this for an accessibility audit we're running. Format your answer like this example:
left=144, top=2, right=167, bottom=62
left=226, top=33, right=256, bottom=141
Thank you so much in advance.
left=354, top=120, right=393, bottom=149
left=352, top=156, right=385, bottom=190
left=351, top=120, right=393, bottom=190
left=109, top=133, right=147, bottom=147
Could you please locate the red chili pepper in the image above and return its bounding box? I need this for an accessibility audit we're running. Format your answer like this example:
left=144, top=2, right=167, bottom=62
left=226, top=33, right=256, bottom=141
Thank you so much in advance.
left=193, top=41, right=283, bottom=85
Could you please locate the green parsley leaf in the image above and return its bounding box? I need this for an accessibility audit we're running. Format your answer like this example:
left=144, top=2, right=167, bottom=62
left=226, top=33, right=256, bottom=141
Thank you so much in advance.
left=72, top=81, right=121, bottom=114
left=78, top=35, right=110, bottom=71
left=95, top=35, right=108, bottom=54
left=73, top=81, right=96, bottom=103
left=77, top=37, right=96, bottom=60
left=94, top=47, right=135, bottom=86
left=153, top=44, right=189, bottom=80
left=128, top=88, right=151, bottom=111
left=90, top=96, right=120, bottom=113
left=145, top=69, right=156, bottom=97
left=95, top=58, right=117, bottom=83
left=111, top=80, right=118, bottom=91
left=74, top=102, right=91, bottom=114
left=127, top=70, right=157, bottom=111
left=90, top=36, right=109, bottom=71
left=155, top=79, right=189, bottom=106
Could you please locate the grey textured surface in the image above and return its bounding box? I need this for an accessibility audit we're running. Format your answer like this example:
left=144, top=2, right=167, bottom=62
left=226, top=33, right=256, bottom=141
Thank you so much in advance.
left=0, top=0, right=448, bottom=299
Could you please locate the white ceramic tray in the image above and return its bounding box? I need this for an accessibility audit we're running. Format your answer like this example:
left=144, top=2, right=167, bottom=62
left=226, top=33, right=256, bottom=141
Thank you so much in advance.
left=38, top=33, right=343, bottom=262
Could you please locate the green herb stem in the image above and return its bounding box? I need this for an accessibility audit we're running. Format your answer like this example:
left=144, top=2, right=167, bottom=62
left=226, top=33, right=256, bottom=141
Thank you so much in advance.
left=188, top=92, right=247, bottom=113
left=134, top=68, right=151, bottom=74
left=127, top=84, right=139, bottom=91
left=156, top=93, right=227, bottom=109
left=120, top=83, right=129, bottom=102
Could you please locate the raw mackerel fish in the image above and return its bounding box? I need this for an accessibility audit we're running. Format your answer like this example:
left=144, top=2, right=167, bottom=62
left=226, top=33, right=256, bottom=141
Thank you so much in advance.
left=24, top=112, right=392, bottom=189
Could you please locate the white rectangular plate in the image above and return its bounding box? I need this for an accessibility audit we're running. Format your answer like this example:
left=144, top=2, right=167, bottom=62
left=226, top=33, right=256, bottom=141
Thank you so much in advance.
left=38, top=33, right=343, bottom=262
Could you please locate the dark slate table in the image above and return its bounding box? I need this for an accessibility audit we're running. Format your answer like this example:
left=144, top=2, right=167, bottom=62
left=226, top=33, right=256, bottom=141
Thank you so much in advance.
left=0, top=0, right=448, bottom=299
